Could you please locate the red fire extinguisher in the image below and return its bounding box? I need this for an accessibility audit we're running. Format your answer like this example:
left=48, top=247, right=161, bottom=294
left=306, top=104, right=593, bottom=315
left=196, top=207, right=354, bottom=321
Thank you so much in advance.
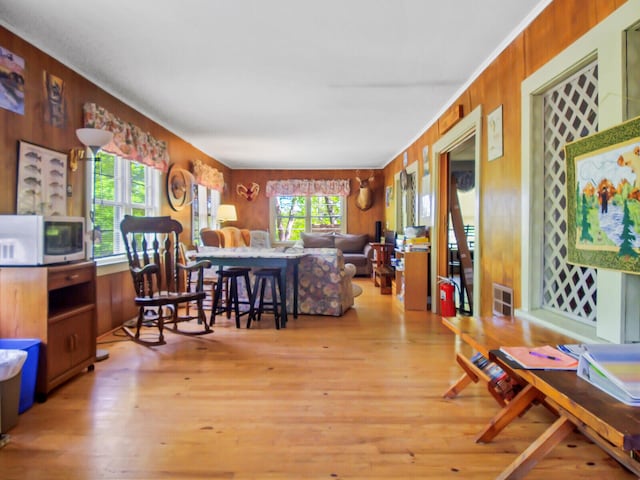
left=438, top=277, right=457, bottom=317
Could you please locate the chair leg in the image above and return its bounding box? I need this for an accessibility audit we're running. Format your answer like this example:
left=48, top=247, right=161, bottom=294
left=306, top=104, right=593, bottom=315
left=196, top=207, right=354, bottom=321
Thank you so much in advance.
left=210, top=274, right=225, bottom=326
left=231, top=276, right=241, bottom=328
left=257, top=279, right=267, bottom=322
left=271, top=276, right=280, bottom=330
left=196, top=296, right=211, bottom=332
left=247, top=276, right=258, bottom=329
left=225, top=277, right=235, bottom=318
left=157, top=306, right=167, bottom=345
left=135, top=308, right=144, bottom=339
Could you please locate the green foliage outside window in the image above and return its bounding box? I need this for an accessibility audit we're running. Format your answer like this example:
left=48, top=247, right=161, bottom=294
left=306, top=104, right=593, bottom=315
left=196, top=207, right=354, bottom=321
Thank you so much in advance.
left=274, top=195, right=343, bottom=241
left=92, top=152, right=155, bottom=258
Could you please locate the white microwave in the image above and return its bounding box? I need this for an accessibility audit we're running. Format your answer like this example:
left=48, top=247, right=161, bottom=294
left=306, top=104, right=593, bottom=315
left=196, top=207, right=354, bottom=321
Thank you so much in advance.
left=0, top=215, right=86, bottom=266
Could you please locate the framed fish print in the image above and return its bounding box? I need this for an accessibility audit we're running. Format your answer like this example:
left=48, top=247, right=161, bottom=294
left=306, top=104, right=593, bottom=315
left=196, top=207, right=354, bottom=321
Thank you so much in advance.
left=16, top=140, right=68, bottom=216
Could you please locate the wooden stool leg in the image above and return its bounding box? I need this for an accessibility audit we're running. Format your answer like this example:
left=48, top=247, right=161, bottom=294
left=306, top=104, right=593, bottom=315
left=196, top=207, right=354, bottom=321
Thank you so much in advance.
left=271, top=276, right=280, bottom=329
left=231, top=276, right=241, bottom=328
left=210, top=273, right=224, bottom=326
left=247, top=277, right=258, bottom=329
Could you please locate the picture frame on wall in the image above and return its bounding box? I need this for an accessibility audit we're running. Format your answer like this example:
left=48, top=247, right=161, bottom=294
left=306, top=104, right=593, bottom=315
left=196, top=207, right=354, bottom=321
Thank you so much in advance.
left=16, top=140, right=68, bottom=216
left=487, top=105, right=503, bottom=161
left=565, top=115, right=640, bottom=274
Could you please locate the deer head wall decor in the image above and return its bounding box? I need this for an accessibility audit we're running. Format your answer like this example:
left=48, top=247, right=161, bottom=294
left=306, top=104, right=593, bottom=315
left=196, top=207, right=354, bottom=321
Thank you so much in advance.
left=355, top=170, right=375, bottom=211
left=236, top=182, right=260, bottom=201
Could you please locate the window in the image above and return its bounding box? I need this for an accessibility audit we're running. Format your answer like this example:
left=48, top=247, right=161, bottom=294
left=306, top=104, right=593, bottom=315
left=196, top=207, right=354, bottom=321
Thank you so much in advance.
left=88, top=152, right=160, bottom=260
left=271, top=195, right=345, bottom=242
left=192, top=184, right=221, bottom=246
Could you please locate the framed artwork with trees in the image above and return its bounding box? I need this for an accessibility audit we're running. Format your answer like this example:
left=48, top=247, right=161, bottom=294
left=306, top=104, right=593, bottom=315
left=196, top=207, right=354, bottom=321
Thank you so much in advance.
left=565, top=115, right=640, bottom=274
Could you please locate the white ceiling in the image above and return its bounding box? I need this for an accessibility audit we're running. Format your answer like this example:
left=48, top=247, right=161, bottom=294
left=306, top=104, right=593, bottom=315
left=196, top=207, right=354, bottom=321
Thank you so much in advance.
left=0, top=0, right=548, bottom=170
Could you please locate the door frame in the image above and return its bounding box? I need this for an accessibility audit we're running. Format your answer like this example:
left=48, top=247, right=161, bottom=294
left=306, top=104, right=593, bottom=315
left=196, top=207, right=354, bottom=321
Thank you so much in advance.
left=431, top=106, right=482, bottom=314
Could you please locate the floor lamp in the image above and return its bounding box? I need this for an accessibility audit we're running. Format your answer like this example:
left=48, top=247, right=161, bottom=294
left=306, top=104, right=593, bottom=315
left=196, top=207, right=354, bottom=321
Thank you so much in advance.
left=76, top=128, right=113, bottom=362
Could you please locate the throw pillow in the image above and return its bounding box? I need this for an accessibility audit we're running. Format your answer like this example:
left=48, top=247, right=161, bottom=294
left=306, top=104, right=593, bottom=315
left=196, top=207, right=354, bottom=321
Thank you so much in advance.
left=334, top=233, right=368, bottom=253
left=301, top=232, right=335, bottom=248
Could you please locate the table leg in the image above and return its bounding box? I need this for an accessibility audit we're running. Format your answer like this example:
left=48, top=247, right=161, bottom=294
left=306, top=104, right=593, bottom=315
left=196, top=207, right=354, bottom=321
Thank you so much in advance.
left=279, top=266, right=288, bottom=328
left=293, top=262, right=299, bottom=319
left=476, top=384, right=542, bottom=444
left=496, top=416, right=574, bottom=480
left=443, top=372, right=476, bottom=399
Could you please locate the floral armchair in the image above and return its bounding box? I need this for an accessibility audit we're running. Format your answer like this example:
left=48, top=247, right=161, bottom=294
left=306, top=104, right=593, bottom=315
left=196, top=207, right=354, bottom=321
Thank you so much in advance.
left=286, top=247, right=354, bottom=316
left=230, top=247, right=354, bottom=317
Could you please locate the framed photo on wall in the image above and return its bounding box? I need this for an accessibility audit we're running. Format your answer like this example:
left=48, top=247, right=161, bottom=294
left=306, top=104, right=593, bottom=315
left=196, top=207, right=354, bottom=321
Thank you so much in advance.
left=565, top=115, right=640, bottom=273
left=16, top=140, right=67, bottom=216
left=487, top=105, right=503, bottom=161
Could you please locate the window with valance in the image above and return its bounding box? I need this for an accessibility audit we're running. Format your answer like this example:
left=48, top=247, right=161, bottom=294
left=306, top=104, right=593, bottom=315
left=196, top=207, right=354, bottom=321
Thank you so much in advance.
left=82, top=102, right=169, bottom=171
left=192, top=159, right=225, bottom=192
left=266, top=179, right=351, bottom=197
left=266, top=179, right=350, bottom=242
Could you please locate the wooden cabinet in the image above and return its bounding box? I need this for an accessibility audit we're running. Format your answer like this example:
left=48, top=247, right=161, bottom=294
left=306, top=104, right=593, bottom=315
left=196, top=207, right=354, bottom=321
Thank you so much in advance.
left=394, top=249, right=430, bottom=310
left=0, top=261, right=96, bottom=399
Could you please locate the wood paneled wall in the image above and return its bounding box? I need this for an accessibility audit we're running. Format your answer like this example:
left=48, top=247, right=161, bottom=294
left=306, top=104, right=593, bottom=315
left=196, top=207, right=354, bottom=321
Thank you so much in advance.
left=383, top=0, right=626, bottom=316
left=0, top=25, right=230, bottom=334
left=229, top=169, right=385, bottom=239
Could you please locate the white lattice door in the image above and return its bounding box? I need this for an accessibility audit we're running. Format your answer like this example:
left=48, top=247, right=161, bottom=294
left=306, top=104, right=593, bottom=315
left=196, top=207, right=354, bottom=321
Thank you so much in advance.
left=541, top=62, right=599, bottom=324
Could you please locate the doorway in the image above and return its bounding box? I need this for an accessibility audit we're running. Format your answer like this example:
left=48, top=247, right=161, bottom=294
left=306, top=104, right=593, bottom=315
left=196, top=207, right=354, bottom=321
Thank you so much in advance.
left=432, top=106, right=482, bottom=315
left=448, top=137, right=476, bottom=314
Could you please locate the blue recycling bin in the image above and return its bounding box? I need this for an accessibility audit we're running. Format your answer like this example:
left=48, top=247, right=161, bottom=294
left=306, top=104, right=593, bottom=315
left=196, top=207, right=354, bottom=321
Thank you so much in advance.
left=0, top=339, right=41, bottom=414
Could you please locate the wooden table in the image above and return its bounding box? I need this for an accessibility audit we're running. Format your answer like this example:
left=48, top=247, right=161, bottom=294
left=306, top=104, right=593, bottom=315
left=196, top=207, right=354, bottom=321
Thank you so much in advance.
left=488, top=350, right=640, bottom=479
left=196, top=248, right=307, bottom=327
left=441, top=315, right=578, bottom=404
left=441, top=315, right=640, bottom=478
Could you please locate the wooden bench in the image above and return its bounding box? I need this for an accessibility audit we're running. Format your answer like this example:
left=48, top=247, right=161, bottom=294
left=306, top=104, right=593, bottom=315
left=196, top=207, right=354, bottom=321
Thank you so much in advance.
left=442, top=315, right=640, bottom=478
left=373, top=265, right=394, bottom=294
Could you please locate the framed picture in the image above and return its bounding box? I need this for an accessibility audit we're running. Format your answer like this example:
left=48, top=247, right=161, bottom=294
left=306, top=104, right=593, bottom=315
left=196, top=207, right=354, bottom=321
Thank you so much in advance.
left=422, top=145, right=430, bottom=176
left=487, top=105, right=503, bottom=161
left=16, top=140, right=67, bottom=216
left=0, top=45, right=25, bottom=115
left=43, top=70, right=66, bottom=127
left=565, top=115, right=640, bottom=273
left=385, top=185, right=393, bottom=207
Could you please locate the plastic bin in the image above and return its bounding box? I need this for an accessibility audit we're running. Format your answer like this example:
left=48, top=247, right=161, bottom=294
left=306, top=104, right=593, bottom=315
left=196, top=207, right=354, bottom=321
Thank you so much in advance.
left=0, top=349, right=27, bottom=433
left=0, top=339, right=41, bottom=414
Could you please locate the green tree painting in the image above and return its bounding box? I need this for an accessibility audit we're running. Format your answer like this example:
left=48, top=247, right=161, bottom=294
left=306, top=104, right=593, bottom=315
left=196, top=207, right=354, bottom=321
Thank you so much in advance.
left=579, top=192, right=593, bottom=242
left=618, top=199, right=638, bottom=258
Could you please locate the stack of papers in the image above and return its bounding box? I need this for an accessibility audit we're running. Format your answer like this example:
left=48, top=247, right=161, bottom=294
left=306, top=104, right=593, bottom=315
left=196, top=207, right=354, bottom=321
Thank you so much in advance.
left=577, top=343, right=640, bottom=406
left=499, top=345, right=579, bottom=370
left=556, top=343, right=587, bottom=360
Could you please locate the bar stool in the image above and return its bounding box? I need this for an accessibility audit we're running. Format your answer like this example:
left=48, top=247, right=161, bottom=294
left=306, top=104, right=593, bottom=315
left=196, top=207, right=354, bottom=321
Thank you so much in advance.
left=210, top=267, right=252, bottom=328
left=247, top=268, right=282, bottom=329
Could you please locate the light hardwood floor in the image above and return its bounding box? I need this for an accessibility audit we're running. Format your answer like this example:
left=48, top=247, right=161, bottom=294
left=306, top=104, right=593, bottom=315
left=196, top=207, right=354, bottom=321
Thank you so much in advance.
left=0, top=278, right=635, bottom=479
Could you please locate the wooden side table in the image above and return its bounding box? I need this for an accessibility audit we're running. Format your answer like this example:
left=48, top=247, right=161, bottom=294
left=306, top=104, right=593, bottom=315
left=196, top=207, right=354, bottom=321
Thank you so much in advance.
left=369, top=242, right=394, bottom=284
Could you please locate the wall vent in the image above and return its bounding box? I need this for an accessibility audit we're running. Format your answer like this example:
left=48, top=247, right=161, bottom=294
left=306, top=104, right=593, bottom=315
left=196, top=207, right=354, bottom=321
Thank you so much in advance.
left=493, top=283, right=513, bottom=317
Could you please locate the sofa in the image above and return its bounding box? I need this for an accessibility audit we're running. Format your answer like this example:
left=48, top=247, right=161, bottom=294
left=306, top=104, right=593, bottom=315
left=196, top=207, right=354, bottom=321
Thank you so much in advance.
left=300, top=232, right=373, bottom=276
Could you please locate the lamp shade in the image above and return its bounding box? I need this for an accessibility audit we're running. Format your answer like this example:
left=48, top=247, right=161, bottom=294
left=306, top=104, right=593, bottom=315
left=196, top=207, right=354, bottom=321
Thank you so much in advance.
left=76, top=128, right=113, bottom=155
left=217, top=204, right=237, bottom=222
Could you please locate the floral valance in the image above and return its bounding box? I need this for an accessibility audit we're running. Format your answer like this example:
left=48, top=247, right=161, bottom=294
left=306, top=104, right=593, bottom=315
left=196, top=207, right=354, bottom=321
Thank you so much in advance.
left=265, top=179, right=351, bottom=197
left=82, top=103, right=169, bottom=171
left=192, top=159, right=225, bottom=192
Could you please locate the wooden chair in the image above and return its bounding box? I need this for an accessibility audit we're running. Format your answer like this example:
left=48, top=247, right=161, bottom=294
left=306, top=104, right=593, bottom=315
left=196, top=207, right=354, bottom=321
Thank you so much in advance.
left=120, top=215, right=213, bottom=345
